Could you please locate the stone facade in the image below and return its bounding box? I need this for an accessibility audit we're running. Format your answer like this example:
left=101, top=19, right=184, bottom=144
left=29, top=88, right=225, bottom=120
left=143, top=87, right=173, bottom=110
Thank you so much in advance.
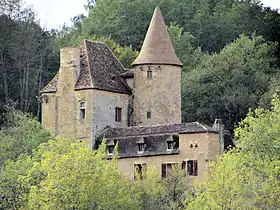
left=41, top=6, right=223, bottom=180
left=132, top=64, right=181, bottom=126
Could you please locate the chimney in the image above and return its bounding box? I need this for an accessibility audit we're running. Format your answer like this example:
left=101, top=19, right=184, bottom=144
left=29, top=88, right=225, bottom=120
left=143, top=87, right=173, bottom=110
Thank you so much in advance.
left=213, top=119, right=224, bottom=153
left=60, top=47, right=80, bottom=84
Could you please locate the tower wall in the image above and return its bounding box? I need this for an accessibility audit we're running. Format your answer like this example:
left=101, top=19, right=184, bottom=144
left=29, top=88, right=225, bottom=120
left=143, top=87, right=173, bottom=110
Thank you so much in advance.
left=132, top=64, right=181, bottom=126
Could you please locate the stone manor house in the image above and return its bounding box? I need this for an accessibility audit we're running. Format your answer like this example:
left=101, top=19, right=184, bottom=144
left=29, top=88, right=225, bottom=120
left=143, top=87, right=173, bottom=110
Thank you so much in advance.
left=41, top=7, right=224, bottom=180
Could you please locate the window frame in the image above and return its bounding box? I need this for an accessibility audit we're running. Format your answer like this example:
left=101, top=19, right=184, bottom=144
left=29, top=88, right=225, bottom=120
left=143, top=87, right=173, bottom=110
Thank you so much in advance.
left=147, top=70, right=153, bottom=79
left=167, top=141, right=174, bottom=150
left=147, top=111, right=151, bottom=119
left=187, top=160, right=198, bottom=176
left=79, top=101, right=86, bottom=120
left=161, top=163, right=178, bottom=178
left=115, top=107, right=122, bottom=122
left=138, top=143, right=145, bottom=153
left=134, top=163, right=147, bottom=180
left=107, top=145, right=114, bottom=155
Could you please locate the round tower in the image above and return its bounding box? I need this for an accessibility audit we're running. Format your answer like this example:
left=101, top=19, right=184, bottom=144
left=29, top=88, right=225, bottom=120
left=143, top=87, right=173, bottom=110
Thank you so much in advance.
left=132, top=6, right=182, bottom=126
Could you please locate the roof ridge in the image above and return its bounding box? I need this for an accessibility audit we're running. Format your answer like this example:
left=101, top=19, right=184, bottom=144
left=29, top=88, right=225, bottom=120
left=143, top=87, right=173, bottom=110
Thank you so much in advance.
left=82, top=40, right=94, bottom=88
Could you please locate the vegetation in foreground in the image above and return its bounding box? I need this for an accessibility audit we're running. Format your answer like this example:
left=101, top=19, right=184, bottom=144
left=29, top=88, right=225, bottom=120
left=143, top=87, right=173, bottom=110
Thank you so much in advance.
left=1, top=96, right=280, bottom=209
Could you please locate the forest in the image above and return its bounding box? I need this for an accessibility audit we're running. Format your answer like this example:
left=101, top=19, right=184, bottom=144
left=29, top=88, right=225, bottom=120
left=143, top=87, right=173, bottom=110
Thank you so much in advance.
left=0, top=0, right=280, bottom=209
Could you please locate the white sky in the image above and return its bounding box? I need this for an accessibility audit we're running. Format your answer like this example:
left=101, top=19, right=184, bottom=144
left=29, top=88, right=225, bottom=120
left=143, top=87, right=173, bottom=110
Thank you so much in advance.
left=24, top=0, right=280, bottom=30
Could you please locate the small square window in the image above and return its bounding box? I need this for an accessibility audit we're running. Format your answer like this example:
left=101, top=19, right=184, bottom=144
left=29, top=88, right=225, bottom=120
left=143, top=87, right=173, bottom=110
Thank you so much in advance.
left=167, top=141, right=173, bottom=150
left=147, top=111, right=151, bottom=119
left=115, top=107, right=122, bottom=122
left=147, top=70, right=152, bottom=79
left=138, top=143, right=145, bottom=152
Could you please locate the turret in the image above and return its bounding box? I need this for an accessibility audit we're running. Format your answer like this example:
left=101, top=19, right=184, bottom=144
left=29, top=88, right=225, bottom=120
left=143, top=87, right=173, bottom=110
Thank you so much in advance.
left=132, top=6, right=182, bottom=126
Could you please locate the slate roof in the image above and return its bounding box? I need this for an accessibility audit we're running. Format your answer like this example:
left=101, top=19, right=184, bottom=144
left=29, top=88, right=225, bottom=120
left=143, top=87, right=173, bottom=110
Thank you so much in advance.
left=41, top=40, right=131, bottom=94
left=97, top=122, right=218, bottom=158
left=102, top=122, right=217, bottom=138
left=40, top=72, right=59, bottom=93
left=132, top=6, right=182, bottom=67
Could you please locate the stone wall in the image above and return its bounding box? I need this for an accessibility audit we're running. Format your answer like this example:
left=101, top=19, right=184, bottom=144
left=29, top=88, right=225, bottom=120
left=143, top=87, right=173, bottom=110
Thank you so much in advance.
left=91, top=90, right=131, bottom=145
left=117, top=132, right=220, bottom=181
left=132, top=64, right=181, bottom=126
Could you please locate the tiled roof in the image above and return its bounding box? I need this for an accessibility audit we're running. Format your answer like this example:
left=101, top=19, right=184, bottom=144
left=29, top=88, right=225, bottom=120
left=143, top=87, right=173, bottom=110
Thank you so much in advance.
left=97, top=122, right=217, bottom=158
left=40, top=72, right=59, bottom=93
left=41, top=40, right=131, bottom=94
left=75, top=40, right=131, bottom=94
left=101, top=122, right=218, bottom=138
left=132, top=6, right=182, bottom=67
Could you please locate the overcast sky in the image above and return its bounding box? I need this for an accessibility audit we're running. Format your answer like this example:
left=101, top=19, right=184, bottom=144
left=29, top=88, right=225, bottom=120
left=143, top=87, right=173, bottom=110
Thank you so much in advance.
left=24, top=0, right=280, bottom=30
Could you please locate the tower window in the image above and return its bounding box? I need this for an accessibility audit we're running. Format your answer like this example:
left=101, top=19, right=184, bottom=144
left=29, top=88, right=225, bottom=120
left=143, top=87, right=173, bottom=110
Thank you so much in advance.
left=147, top=70, right=152, bottom=79
left=115, top=107, right=122, bottom=122
left=79, top=102, right=86, bottom=120
left=187, top=160, right=198, bottom=176
left=147, top=111, right=151, bottom=119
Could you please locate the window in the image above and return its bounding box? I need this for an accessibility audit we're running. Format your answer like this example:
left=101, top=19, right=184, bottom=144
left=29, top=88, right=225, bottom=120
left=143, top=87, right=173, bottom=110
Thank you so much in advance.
left=107, top=145, right=114, bottom=155
left=147, top=111, right=151, bottom=119
left=161, top=163, right=178, bottom=178
left=134, top=163, right=147, bottom=180
left=79, top=102, right=86, bottom=120
left=138, top=143, right=145, bottom=152
left=187, top=160, right=198, bottom=176
left=147, top=70, right=152, bottom=79
left=115, top=107, right=122, bottom=122
left=167, top=141, right=173, bottom=150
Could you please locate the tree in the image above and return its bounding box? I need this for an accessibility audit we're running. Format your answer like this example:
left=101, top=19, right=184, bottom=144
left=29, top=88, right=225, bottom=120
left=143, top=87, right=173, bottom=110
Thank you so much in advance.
left=0, top=0, right=58, bottom=117
left=0, top=138, right=139, bottom=209
left=187, top=94, right=280, bottom=209
left=0, top=108, right=50, bottom=167
left=181, top=34, right=279, bottom=134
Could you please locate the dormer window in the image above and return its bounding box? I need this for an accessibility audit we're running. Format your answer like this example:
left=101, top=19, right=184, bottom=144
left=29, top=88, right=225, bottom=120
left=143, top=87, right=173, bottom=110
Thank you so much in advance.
left=107, top=145, right=114, bottom=155
left=167, top=141, right=173, bottom=150
left=79, top=102, right=86, bottom=120
left=138, top=143, right=145, bottom=152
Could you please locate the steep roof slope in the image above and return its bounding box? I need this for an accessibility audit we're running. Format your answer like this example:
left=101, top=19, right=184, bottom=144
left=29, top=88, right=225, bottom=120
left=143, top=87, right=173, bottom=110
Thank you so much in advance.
left=132, top=6, right=182, bottom=66
left=41, top=40, right=131, bottom=94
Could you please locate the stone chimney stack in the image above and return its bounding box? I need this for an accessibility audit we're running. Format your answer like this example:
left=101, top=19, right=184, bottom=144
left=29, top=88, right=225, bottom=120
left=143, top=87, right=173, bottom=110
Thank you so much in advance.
left=60, top=47, right=80, bottom=85
left=213, top=119, right=225, bottom=153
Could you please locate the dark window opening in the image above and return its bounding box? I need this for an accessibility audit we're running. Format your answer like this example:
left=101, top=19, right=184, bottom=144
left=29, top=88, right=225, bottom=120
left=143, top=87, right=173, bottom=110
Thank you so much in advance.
left=161, top=163, right=178, bottom=178
left=187, top=160, right=198, bottom=176
left=108, top=145, right=114, bottom=154
left=115, top=107, right=122, bottom=122
left=167, top=141, right=173, bottom=150
left=147, top=111, right=151, bottom=119
left=79, top=102, right=86, bottom=120
left=138, top=143, right=145, bottom=152
left=147, top=70, right=152, bottom=79
left=190, top=144, right=193, bottom=148
left=134, top=163, right=147, bottom=180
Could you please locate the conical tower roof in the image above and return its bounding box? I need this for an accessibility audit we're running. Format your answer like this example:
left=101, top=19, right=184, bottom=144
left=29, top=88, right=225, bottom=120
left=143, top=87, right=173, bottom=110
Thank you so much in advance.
left=132, top=6, right=182, bottom=67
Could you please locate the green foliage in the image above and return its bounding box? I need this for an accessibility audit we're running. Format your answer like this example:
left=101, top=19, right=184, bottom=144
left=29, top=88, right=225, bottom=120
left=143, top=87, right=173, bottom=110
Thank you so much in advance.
left=133, top=164, right=191, bottom=210
left=53, top=32, right=138, bottom=68
left=0, top=138, right=138, bottom=209
left=187, top=94, right=280, bottom=209
left=0, top=108, right=50, bottom=167
left=0, top=0, right=58, bottom=116
left=75, top=0, right=280, bottom=54
left=182, top=34, right=279, bottom=133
